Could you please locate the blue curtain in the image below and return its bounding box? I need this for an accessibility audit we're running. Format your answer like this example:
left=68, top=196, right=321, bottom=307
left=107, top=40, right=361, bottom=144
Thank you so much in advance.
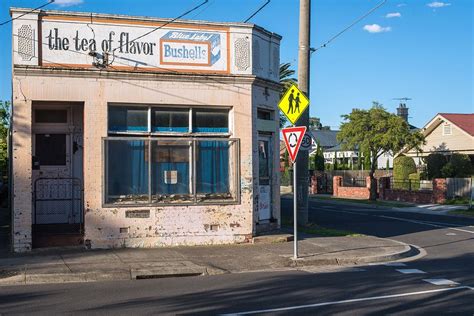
left=153, top=162, right=189, bottom=194
left=197, top=141, right=229, bottom=193
left=108, top=140, right=148, bottom=196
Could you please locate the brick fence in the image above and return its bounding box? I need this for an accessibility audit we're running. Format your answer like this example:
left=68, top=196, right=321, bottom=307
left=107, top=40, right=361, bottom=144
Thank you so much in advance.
left=378, top=177, right=447, bottom=204
left=333, top=176, right=372, bottom=199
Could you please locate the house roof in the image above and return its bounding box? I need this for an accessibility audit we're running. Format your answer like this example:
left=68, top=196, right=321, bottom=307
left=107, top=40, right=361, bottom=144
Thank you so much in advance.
left=309, top=130, right=339, bottom=148
left=438, top=113, right=474, bottom=136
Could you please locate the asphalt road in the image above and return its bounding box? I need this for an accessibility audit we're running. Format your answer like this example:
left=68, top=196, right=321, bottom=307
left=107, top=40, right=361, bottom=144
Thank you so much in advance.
left=1, top=198, right=473, bottom=315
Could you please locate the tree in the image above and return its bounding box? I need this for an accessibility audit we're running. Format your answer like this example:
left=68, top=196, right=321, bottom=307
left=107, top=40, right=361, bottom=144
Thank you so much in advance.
left=0, top=101, right=10, bottom=178
left=311, top=142, right=325, bottom=171
left=337, top=102, right=424, bottom=200
left=425, top=153, right=447, bottom=179
left=279, top=63, right=297, bottom=128
left=448, top=153, right=473, bottom=177
left=393, top=155, right=417, bottom=190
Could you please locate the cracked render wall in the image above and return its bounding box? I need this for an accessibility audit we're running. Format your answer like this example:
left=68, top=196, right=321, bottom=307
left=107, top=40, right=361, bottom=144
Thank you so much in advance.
left=11, top=69, right=281, bottom=251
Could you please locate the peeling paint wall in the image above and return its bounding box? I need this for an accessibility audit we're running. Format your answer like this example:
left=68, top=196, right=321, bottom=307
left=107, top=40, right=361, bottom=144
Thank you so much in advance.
left=11, top=72, right=281, bottom=251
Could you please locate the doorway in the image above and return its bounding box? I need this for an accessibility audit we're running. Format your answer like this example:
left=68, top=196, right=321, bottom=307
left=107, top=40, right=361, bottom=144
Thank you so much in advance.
left=258, top=134, right=273, bottom=223
left=32, top=103, right=84, bottom=247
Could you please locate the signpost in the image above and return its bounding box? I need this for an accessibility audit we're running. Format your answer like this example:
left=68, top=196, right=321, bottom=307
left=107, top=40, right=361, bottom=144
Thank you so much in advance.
left=278, top=83, right=310, bottom=125
left=282, top=126, right=306, bottom=260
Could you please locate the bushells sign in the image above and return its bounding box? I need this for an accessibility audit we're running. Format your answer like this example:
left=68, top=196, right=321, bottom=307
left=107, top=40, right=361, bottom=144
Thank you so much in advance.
left=39, top=16, right=229, bottom=72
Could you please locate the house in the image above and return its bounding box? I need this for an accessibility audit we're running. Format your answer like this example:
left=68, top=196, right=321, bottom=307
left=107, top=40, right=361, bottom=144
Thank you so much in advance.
left=403, top=113, right=474, bottom=164
left=309, top=130, right=359, bottom=167
left=10, top=8, right=282, bottom=252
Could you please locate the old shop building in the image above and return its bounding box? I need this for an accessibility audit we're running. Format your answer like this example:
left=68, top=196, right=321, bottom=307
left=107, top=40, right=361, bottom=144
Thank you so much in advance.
left=10, top=8, right=281, bottom=252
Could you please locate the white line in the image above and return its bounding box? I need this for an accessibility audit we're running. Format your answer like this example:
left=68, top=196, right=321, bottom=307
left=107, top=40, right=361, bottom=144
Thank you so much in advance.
left=396, top=269, right=426, bottom=274
left=383, top=262, right=407, bottom=267
left=423, top=278, right=459, bottom=286
left=378, top=215, right=474, bottom=235
left=221, top=286, right=472, bottom=315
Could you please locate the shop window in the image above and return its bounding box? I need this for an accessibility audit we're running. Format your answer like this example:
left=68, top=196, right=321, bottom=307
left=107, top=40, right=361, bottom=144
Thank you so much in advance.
left=152, top=108, right=189, bottom=132
left=35, top=109, right=68, bottom=123
left=193, top=109, right=229, bottom=133
left=104, top=138, right=239, bottom=205
left=151, top=140, right=192, bottom=203
left=108, top=106, right=148, bottom=132
left=105, top=140, right=149, bottom=204
left=196, top=141, right=230, bottom=198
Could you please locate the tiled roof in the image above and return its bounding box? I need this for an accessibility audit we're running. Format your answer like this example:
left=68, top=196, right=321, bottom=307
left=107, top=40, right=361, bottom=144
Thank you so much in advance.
left=439, top=113, right=474, bottom=136
left=309, top=130, right=339, bottom=148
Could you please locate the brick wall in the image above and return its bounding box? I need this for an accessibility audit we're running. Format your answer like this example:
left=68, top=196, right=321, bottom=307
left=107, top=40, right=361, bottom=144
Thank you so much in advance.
left=378, top=177, right=447, bottom=204
left=333, top=176, right=371, bottom=200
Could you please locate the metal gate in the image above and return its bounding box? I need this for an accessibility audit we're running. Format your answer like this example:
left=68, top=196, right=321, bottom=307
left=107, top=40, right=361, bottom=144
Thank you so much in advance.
left=34, top=177, right=83, bottom=225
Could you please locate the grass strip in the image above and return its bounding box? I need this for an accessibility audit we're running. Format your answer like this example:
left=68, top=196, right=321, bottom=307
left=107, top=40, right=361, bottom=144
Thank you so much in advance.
left=281, top=218, right=364, bottom=237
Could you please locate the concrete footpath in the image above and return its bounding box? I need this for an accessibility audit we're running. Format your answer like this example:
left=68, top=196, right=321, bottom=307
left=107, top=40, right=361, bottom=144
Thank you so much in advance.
left=0, top=234, right=419, bottom=286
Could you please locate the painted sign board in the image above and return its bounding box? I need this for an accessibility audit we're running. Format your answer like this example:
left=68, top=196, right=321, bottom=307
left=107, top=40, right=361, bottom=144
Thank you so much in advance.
left=278, top=84, right=310, bottom=125
left=37, top=17, right=229, bottom=73
left=282, top=126, right=307, bottom=163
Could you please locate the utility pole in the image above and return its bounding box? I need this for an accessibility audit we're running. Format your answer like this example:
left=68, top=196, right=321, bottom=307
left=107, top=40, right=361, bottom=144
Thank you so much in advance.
left=296, top=0, right=310, bottom=225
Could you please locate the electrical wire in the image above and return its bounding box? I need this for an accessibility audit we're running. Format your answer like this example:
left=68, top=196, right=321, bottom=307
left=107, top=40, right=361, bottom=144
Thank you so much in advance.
left=312, top=0, right=387, bottom=53
left=0, top=0, right=55, bottom=26
left=110, top=0, right=209, bottom=62
left=243, top=0, right=270, bottom=23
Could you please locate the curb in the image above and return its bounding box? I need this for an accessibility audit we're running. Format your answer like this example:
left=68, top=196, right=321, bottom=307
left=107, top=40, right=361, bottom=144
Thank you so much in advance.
left=286, top=242, right=421, bottom=267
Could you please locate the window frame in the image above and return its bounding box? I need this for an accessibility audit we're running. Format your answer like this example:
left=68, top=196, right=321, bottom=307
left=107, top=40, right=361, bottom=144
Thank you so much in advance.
left=102, top=136, right=240, bottom=208
left=442, top=123, right=452, bottom=136
left=107, top=104, right=232, bottom=137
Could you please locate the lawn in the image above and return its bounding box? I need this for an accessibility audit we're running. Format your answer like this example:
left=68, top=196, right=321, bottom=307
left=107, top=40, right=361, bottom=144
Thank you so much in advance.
left=281, top=218, right=364, bottom=237
left=308, top=195, right=413, bottom=208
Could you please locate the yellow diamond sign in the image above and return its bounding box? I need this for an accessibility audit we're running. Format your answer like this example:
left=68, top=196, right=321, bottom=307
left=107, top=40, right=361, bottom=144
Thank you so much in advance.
left=278, top=84, right=310, bottom=125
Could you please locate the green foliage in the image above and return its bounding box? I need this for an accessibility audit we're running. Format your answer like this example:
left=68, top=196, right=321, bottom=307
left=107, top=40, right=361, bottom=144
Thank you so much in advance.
left=425, top=153, right=447, bottom=179
left=393, top=156, right=417, bottom=190
left=441, top=162, right=455, bottom=178
left=279, top=62, right=297, bottom=128
left=337, top=102, right=424, bottom=199
left=448, top=153, right=473, bottom=177
left=408, top=172, right=420, bottom=190
left=312, top=142, right=325, bottom=171
left=281, top=168, right=291, bottom=186
left=393, top=155, right=417, bottom=180
left=0, top=101, right=10, bottom=178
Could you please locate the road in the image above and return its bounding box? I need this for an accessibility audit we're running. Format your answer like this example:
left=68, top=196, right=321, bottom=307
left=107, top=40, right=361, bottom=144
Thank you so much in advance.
left=1, top=198, right=473, bottom=315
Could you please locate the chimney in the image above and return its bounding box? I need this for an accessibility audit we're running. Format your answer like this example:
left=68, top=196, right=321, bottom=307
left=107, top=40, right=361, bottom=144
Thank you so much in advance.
left=397, top=102, right=409, bottom=123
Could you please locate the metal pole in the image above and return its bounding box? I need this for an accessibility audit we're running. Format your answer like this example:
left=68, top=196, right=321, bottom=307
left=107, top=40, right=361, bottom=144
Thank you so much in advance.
left=296, top=0, right=311, bottom=225
left=293, top=159, right=298, bottom=259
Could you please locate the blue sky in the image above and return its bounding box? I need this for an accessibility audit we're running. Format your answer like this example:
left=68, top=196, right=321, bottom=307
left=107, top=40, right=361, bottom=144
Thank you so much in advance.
left=1, top=0, right=472, bottom=129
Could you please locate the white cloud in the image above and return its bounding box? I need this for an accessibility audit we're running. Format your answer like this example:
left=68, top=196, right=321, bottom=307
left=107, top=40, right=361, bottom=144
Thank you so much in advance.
left=363, top=24, right=392, bottom=33
left=427, top=1, right=451, bottom=8
left=53, top=0, right=84, bottom=7
left=397, top=3, right=407, bottom=7
left=386, top=12, right=401, bottom=18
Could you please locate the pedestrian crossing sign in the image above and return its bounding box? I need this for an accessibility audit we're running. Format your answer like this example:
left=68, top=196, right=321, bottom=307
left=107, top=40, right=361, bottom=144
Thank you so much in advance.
left=278, top=84, right=310, bottom=125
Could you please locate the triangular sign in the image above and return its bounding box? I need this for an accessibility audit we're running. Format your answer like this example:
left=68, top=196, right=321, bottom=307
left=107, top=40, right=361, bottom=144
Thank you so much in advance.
left=282, top=126, right=307, bottom=163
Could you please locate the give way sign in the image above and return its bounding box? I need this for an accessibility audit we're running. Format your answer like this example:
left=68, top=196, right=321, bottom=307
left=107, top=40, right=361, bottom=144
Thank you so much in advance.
left=282, top=126, right=307, bottom=163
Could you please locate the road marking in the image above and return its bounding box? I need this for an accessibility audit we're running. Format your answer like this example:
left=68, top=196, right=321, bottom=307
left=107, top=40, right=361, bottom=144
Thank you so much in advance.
left=423, top=278, right=459, bottom=286
left=221, top=286, right=473, bottom=315
left=396, top=269, right=426, bottom=274
left=378, top=215, right=474, bottom=235
left=446, top=232, right=457, bottom=236
left=383, top=262, right=407, bottom=267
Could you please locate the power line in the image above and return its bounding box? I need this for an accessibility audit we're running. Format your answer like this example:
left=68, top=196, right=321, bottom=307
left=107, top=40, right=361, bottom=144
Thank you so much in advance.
left=0, top=0, right=54, bottom=26
left=110, top=0, right=209, bottom=59
left=311, top=0, right=387, bottom=54
left=243, top=0, right=270, bottom=23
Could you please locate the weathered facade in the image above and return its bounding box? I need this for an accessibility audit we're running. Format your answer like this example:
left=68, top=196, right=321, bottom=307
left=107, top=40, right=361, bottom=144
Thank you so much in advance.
left=10, top=8, right=281, bottom=252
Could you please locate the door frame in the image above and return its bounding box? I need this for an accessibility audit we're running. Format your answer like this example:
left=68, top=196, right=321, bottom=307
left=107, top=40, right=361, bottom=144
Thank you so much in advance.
left=258, top=133, right=273, bottom=222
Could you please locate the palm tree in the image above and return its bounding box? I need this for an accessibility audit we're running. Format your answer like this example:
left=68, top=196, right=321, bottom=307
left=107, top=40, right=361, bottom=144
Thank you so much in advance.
left=279, top=63, right=297, bottom=128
